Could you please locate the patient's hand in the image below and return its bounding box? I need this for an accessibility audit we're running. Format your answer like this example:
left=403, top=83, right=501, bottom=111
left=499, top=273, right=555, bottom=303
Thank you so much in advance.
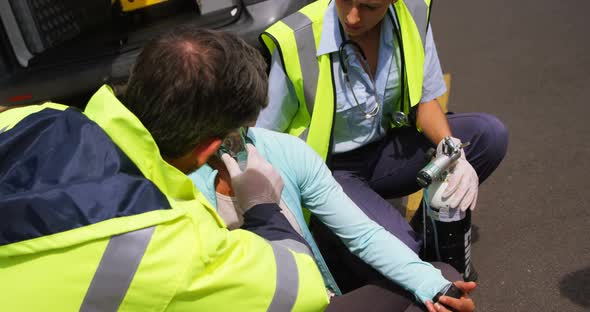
left=425, top=281, right=476, bottom=312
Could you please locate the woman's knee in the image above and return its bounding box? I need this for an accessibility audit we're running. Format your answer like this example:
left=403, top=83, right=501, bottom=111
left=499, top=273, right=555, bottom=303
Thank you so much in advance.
left=450, top=112, right=508, bottom=169
left=478, top=113, right=509, bottom=163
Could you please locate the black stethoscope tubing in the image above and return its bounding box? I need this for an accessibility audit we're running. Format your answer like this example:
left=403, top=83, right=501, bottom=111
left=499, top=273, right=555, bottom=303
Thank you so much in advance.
left=336, top=9, right=408, bottom=125
left=338, top=40, right=365, bottom=75
left=338, top=39, right=380, bottom=118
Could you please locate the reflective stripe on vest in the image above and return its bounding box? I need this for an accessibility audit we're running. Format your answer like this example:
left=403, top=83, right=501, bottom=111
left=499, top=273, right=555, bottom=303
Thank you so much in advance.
left=80, top=226, right=156, bottom=312
left=267, top=241, right=300, bottom=312
left=261, top=0, right=334, bottom=159
left=80, top=229, right=306, bottom=312
left=393, top=0, right=431, bottom=113
left=261, top=0, right=430, bottom=160
left=273, top=239, right=313, bottom=256
left=281, top=12, right=319, bottom=139
left=402, top=0, right=430, bottom=47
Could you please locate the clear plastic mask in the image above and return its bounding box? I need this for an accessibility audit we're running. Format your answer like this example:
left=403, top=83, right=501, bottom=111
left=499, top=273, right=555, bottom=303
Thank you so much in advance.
left=217, top=127, right=249, bottom=170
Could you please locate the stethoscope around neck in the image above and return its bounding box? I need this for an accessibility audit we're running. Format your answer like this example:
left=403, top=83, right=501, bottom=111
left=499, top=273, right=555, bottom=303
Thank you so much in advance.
left=338, top=40, right=380, bottom=120
left=337, top=17, right=410, bottom=127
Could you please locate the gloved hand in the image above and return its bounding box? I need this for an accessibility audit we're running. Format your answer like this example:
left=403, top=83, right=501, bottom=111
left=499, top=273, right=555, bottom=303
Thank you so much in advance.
left=435, top=137, right=479, bottom=211
left=221, top=143, right=284, bottom=211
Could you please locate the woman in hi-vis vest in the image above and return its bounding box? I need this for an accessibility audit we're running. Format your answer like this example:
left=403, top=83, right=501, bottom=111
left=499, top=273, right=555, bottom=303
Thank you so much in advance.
left=258, top=0, right=507, bottom=302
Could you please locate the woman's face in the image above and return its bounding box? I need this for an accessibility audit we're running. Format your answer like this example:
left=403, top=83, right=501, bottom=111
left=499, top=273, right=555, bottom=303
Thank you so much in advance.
left=335, top=0, right=394, bottom=39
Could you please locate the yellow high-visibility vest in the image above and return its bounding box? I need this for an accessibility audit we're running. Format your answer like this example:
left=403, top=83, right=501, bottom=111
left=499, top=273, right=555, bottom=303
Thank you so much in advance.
left=0, top=85, right=329, bottom=311
left=260, top=0, right=432, bottom=160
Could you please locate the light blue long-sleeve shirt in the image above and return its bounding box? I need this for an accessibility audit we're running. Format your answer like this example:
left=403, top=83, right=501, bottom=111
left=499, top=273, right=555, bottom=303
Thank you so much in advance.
left=188, top=127, right=451, bottom=304
left=256, top=2, right=447, bottom=153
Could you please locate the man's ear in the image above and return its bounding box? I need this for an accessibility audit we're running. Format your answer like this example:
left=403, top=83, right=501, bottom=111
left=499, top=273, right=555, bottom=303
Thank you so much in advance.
left=193, top=138, right=222, bottom=168
left=166, top=138, right=222, bottom=173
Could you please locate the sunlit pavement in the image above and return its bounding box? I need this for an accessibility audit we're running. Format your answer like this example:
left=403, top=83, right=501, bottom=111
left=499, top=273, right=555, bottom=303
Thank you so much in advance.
left=432, top=0, right=590, bottom=310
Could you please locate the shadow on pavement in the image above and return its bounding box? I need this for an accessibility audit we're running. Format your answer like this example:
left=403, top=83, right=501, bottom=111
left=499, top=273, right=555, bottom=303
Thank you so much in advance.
left=559, top=267, right=590, bottom=309
left=470, top=224, right=479, bottom=244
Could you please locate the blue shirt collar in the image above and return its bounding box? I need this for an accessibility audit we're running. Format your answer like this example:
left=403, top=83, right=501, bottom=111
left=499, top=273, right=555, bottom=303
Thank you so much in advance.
left=316, top=1, right=341, bottom=56
left=317, top=3, right=397, bottom=57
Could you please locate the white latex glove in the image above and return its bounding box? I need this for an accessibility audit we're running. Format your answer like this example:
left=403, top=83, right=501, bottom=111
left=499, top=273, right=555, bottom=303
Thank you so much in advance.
left=221, top=143, right=284, bottom=211
left=435, top=137, right=479, bottom=211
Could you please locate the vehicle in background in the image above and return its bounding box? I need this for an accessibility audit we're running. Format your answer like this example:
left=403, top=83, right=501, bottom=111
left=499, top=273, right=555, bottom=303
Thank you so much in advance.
left=0, top=0, right=312, bottom=107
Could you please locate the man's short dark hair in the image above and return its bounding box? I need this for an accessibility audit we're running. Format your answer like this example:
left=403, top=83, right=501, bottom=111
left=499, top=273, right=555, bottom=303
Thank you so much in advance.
left=124, top=27, right=268, bottom=159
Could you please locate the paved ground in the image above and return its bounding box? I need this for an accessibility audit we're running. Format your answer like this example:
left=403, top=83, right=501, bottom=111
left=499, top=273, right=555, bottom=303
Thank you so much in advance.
left=431, top=0, right=590, bottom=311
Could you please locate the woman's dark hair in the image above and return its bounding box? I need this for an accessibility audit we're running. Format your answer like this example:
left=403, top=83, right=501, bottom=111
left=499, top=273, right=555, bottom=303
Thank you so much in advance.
left=124, top=27, right=268, bottom=158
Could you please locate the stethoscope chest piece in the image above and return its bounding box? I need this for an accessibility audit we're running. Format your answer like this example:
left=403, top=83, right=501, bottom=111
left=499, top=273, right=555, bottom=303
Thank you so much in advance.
left=392, top=111, right=409, bottom=127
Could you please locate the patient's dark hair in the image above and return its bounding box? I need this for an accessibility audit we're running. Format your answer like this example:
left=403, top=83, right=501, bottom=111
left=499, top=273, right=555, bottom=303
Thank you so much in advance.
left=124, top=27, right=268, bottom=158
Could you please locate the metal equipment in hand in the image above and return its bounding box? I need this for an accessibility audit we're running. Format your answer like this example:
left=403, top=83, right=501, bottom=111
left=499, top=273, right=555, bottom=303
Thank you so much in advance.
left=416, top=137, right=469, bottom=188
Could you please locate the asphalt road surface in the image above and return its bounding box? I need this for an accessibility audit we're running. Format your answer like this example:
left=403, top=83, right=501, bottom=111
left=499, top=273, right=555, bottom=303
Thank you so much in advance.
left=431, top=0, right=590, bottom=311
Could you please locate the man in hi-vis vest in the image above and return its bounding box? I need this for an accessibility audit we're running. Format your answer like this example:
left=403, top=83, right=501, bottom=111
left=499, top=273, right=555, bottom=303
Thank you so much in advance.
left=0, top=28, right=329, bottom=312
left=257, top=0, right=508, bottom=289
